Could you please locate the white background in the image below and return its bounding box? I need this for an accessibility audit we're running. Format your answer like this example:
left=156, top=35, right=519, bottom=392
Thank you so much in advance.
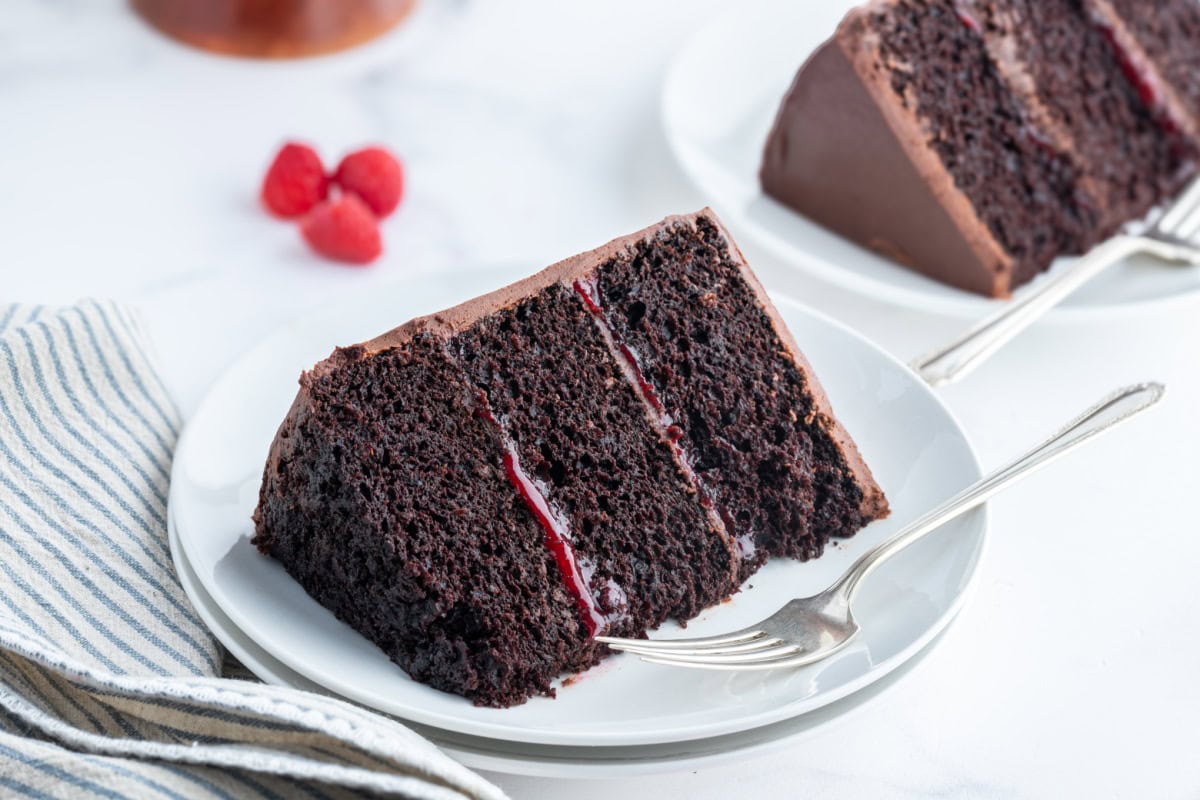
left=3, top=1, right=1198, bottom=797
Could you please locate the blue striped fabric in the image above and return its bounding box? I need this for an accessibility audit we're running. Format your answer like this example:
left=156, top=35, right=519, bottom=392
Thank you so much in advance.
left=0, top=301, right=505, bottom=800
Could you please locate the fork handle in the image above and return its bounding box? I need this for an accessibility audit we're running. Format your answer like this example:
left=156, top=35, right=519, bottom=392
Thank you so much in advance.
left=911, top=236, right=1143, bottom=387
left=830, top=382, right=1164, bottom=601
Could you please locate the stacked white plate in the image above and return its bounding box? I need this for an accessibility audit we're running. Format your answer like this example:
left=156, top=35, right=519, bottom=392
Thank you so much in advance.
left=168, top=264, right=987, bottom=777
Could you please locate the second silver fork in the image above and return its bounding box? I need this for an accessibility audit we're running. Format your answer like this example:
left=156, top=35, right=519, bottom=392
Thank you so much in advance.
left=912, top=177, right=1200, bottom=387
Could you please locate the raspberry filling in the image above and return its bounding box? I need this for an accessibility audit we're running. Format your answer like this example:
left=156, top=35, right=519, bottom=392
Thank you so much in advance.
left=473, top=393, right=607, bottom=637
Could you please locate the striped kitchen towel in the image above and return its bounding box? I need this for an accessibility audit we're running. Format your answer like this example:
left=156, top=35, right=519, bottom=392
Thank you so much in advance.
left=0, top=301, right=506, bottom=800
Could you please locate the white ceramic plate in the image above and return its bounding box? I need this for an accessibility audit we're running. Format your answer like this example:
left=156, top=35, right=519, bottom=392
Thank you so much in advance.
left=662, top=0, right=1200, bottom=319
left=170, top=521, right=961, bottom=778
left=169, top=264, right=986, bottom=748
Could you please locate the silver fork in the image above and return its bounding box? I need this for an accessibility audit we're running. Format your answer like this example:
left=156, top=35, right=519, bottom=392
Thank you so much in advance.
left=595, top=382, right=1162, bottom=671
left=912, top=177, right=1200, bottom=387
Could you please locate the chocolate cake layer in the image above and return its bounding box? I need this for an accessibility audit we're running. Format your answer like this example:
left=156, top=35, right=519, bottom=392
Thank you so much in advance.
left=254, top=209, right=887, bottom=707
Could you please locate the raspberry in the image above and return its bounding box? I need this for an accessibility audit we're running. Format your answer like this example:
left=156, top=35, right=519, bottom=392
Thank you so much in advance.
left=333, top=147, right=404, bottom=217
left=261, top=143, right=329, bottom=218
left=300, top=195, right=382, bottom=265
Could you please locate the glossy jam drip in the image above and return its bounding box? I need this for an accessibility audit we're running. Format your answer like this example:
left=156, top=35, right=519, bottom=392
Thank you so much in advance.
left=572, top=279, right=746, bottom=568
left=475, top=397, right=605, bottom=636
left=573, top=278, right=604, bottom=316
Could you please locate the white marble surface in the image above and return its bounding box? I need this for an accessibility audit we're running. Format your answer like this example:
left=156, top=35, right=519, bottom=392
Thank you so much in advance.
left=4, top=1, right=1199, bottom=797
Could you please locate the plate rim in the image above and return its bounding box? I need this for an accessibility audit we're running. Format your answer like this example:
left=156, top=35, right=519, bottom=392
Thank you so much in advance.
left=169, top=520, right=971, bottom=778
left=660, top=0, right=1200, bottom=321
left=168, top=267, right=989, bottom=747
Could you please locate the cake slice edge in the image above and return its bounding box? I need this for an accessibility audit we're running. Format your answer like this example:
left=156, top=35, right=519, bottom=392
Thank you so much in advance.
left=761, top=33, right=1014, bottom=296
left=702, top=210, right=889, bottom=526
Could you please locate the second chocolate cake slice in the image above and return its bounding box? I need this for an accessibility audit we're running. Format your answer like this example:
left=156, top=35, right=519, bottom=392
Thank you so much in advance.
left=761, top=0, right=1200, bottom=297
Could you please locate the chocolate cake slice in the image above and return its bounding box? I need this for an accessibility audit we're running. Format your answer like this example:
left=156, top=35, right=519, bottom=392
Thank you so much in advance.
left=761, top=0, right=1200, bottom=297
left=253, top=209, right=887, bottom=707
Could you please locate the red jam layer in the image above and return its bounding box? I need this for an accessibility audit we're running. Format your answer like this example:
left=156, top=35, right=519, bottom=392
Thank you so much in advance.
left=573, top=280, right=669, bottom=417
left=475, top=396, right=606, bottom=637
